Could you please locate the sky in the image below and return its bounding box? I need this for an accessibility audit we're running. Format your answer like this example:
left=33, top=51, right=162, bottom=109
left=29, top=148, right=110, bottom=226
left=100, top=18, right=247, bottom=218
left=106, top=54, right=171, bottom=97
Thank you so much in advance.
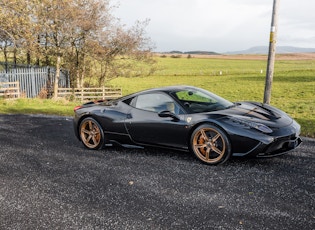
left=112, top=0, right=315, bottom=53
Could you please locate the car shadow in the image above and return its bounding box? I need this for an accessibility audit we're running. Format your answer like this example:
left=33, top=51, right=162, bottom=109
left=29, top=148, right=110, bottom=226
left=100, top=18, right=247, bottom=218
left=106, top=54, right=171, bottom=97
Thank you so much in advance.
left=96, top=144, right=299, bottom=167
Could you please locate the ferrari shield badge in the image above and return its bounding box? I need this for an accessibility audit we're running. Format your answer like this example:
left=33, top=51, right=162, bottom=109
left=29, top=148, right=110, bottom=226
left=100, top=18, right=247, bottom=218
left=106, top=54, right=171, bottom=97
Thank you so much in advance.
left=186, top=117, right=192, bottom=123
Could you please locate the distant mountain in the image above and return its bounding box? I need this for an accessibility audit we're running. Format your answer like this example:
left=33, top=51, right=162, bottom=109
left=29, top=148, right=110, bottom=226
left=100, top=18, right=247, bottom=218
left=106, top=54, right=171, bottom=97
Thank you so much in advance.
left=184, top=51, right=220, bottom=55
left=162, top=46, right=315, bottom=55
left=165, top=50, right=220, bottom=55
left=226, top=46, right=315, bottom=54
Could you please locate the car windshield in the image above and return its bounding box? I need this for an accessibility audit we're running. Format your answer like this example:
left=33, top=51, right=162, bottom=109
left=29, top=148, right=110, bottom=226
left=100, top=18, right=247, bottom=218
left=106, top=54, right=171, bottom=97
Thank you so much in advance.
left=171, top=88, right=234, bottom=113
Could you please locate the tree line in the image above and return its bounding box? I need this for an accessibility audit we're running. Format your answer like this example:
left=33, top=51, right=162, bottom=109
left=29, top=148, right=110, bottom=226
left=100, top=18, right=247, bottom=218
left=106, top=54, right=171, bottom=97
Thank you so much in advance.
left=0, top=0, right=155, bottom=97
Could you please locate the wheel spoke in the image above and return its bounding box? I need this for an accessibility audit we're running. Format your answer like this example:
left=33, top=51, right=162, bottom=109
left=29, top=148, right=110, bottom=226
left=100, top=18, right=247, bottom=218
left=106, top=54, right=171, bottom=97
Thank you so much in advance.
left=205, top=147, right=211, bottom=160
left=211, top=146, right=223, bottom=156
left=88, top=121, right=93, bottom=130
left=82, top=129, right=90, bottom=135
left=200, top=129, right=209, bottom=142
left=211, top=133, right=221, bottom=142
left=91, top=136, right=98, bottom=145
left=195, top=143, right=207, bottom=149
left=94, top=127, right=100, bottom=135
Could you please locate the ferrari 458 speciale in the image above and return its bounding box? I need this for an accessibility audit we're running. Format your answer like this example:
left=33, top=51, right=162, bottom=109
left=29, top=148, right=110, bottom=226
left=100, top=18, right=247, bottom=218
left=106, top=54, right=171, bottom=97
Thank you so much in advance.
left=73, top=85, right=302, bottom=165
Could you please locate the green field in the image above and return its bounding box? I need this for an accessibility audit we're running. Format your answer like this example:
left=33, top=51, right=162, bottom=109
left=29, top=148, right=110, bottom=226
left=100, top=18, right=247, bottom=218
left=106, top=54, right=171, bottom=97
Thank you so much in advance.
left=1, top=55, right=314, bottom=137
left=110, top=56, right=315, bottom=137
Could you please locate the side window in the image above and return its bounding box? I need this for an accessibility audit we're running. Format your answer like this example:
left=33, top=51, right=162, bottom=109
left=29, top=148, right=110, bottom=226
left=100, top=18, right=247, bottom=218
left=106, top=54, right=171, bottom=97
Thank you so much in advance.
left=122, top=97, right=134, bottom=105
left=135, top=93, right=180, bottom=114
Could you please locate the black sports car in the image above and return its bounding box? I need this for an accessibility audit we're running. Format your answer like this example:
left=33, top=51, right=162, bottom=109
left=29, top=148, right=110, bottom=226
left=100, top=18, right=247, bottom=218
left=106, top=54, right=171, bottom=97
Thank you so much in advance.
left=73, top=85, right=302, bottom=165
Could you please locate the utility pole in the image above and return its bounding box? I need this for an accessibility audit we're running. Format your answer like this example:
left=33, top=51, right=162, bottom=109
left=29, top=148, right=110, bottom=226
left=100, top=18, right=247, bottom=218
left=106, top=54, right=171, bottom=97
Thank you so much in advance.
left=263, top=0, right=280, bottom=104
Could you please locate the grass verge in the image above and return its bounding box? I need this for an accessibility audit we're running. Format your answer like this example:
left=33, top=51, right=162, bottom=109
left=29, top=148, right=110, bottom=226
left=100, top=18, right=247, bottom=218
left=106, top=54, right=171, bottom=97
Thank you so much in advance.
left=0, top=98, right=79, bottom=116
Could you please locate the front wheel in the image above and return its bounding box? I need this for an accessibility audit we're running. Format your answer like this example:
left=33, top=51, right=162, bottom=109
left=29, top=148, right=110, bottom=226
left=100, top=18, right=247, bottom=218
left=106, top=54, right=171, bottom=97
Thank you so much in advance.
left=190, top=124, right=231, bottom=165
left=79, top=117, right=105, bottom=150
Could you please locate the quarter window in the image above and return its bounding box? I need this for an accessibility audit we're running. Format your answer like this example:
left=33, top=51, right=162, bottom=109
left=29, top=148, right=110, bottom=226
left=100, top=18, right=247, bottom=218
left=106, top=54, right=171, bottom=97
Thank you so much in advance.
left=135, top=93, right=180, bottom=114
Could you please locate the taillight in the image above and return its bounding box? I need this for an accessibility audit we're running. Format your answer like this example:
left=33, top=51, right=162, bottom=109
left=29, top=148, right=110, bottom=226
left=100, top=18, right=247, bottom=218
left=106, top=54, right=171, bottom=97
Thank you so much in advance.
left=74, top=105, right=82, bottom=111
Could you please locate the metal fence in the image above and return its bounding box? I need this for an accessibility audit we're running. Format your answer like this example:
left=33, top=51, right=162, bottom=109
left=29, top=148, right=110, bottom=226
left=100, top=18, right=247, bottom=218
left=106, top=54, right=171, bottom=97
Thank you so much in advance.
left=0, top=63, right=69, bottom=98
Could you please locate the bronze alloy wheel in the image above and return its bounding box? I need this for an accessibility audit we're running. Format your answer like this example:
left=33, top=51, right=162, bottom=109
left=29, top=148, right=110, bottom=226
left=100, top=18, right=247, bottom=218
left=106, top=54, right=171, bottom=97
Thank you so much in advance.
left=191, top=124, right=231, bottom=165
left=79, top=118, right=104, bottom=150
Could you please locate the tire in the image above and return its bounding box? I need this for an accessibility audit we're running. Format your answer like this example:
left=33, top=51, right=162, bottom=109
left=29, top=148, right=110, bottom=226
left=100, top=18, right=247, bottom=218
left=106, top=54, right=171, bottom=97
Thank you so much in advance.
left=79, top=117, right=105, bottom=150
left=190, top=124, right=231, bottom=165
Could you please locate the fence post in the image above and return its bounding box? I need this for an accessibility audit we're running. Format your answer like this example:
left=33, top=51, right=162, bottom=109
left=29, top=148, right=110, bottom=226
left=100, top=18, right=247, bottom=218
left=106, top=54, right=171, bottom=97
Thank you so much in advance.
left=31, top=67, right=36, bottom=97
left=102, top=86, right=105, bottom=99
left=16, top=81, right=20, bottom=98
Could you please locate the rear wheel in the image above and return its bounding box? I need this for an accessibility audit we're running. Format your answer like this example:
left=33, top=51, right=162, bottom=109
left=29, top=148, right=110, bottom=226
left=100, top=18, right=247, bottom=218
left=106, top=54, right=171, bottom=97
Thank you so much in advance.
left=79, top=117, right=104, bottom=150
left=190, top=124, right=231, bottom=165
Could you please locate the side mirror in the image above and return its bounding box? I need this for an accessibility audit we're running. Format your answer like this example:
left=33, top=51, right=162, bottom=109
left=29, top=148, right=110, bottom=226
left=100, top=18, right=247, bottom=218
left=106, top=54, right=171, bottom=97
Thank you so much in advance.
left=158, top=110, right=180, bottom=121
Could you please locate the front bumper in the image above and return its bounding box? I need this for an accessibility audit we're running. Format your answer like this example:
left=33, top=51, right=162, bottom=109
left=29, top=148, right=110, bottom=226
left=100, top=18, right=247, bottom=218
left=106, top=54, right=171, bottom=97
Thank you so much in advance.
left=256, top=135, right=302, bottom=157
left=230, top=119, right=302, bottom=158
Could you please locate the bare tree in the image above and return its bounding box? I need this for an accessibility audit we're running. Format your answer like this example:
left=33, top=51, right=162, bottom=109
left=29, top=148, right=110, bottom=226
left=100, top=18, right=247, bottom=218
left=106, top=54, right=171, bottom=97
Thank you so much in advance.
left=89, top=19, right=155, bottom=86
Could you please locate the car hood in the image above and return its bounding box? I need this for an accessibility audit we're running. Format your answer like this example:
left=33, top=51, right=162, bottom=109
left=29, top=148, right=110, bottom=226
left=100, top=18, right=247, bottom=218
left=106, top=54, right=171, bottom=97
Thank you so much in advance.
left=219, top=101, right=293, bottom=128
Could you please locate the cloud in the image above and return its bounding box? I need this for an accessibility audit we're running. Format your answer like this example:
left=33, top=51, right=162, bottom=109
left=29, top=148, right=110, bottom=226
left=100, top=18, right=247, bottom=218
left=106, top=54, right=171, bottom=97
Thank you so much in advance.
left=113, top=0, right=315, bottom=52
left=278, top=0, right=315, bottom=48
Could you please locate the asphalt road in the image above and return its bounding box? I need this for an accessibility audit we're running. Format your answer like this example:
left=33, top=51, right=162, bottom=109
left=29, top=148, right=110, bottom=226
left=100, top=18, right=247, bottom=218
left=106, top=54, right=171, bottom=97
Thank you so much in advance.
left=0, top=114, right=314, bottom=230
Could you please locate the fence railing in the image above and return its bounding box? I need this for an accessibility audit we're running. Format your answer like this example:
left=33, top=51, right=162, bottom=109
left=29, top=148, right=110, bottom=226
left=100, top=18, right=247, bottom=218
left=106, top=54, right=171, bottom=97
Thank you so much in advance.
left=0, top=81, right=20, bottom=98
left=57, top=87, right=122, bottom=101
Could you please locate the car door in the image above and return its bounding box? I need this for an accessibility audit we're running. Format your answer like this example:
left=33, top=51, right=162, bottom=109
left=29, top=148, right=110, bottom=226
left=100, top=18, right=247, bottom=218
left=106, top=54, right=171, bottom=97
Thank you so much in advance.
left=125, top=93, right=190, bottom=149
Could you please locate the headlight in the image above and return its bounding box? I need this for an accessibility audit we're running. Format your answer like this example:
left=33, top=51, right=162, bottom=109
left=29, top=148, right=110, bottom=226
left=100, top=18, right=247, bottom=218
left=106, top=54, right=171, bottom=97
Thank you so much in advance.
left=230, top=117, right=273, bottom=134
left=254, top=123, right=273, bottom=133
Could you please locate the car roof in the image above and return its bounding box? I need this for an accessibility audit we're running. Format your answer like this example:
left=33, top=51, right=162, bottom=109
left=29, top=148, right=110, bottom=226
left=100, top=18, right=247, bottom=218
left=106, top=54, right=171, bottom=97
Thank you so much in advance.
left=118, top=85, right=194, bottom=101
left=118, top=85, right=199, bottom=101
left=136, top=85, right=198, bottom=94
